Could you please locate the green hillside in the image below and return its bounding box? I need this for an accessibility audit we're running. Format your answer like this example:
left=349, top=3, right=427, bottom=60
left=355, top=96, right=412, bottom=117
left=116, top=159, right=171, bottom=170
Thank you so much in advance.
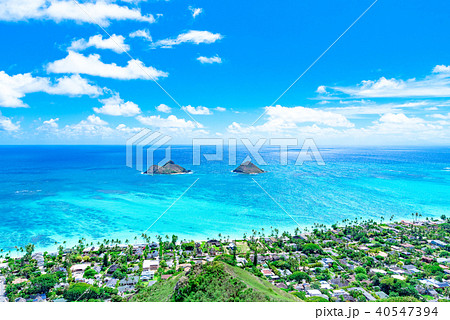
left=130, top=261, right=301, bottom=302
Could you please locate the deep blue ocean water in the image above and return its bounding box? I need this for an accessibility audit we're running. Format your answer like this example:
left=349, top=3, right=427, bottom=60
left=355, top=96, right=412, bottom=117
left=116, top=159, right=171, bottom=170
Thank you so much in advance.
left=0, top=145, right=449, bottom=253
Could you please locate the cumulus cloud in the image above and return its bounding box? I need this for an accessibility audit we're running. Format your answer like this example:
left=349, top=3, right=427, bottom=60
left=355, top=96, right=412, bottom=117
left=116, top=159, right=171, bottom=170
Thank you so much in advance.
left=197, top=55, right=222, bottom=64
left=189, top=6, right=203, bottom=18
left=323, top=101, right=433, bottom=118
left=430, top=112, right=450, bottom=120
left=214, top=107, right=226, bottom=112
left=94, top=93, right=141, bottom=116
left=136, top=114, right=200, bottom=129
left=116, top=123, right=142, bottom=134
left=155, top=103, right=171, bottom=113
left=0, top=71, right=102, bottom=108
left=320, top=65, right=450, bottom=98
left=433, top=65, right=450, bottom=74
left=152, top=30, right=222, bottom=48
left=227, top=105, right=353, bottom=137
left=0, top=0, right=155, bottom=26
left=265, top=105, right=354, bottom=128
left=69, top=34, right=129, bottom=54
left=47, top=51, right=168, bottom=80
left=182, top=105, right=212, bottom=115
left=0, top=112, right=20, bottom=131
left=37, top=118, right=59, bottom=132
left=129, top=29, right=152, bottom=42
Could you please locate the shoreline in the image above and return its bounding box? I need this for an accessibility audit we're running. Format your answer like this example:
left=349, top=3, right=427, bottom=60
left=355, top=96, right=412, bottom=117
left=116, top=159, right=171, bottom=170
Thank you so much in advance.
left=1, top=217, right=446, bottom=259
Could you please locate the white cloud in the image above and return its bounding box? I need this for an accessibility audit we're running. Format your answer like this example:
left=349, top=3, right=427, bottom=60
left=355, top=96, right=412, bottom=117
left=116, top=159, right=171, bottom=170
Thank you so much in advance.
left=323, top=101, right=433, bottom=117
left=182, top=105, right=212, bottom=115
left=86, top=114, right=108, bottom=126
left=94, top=93, right=141, bottom=116
left=227, top=105, right=353, bottom=136
left=129, top=29, right=152, bottom=42
left=43, top=118, right=59, bottom=128
left=214, top=107, right=226, bottom=112
left=430, top=112, right=450, bottom=120
left=69, top=34, right=129, bottom=54
left=0, top=112, right=20, bottom=131
left=189, top=6, right=203, bottom=18
left=0, top=71, right=102, bottom=108
left=47, top=51, right=168, bottom=80
left=152, top=30, right=222, bottom=48
left=136, top=114, right=200, bottom=129
left=59, top=114, right=113, bottom=138
left=116, top=123, right=142, bottom=134
left=37, top=118, right=59, bottom=132
left=322, top=65, right=450, bottom=98
left=265, top=105, right=354, bottom=128
left=46, top=74, right=103, bottom=96
left=316, top=85, right=327, bottom=94
left=197, top=55, right=222, bottom=64
left=0, top=0, right=155, bottom=26
left=433, top=65, right=450, bottom=74
left=155, top=103, right=171, bottom=113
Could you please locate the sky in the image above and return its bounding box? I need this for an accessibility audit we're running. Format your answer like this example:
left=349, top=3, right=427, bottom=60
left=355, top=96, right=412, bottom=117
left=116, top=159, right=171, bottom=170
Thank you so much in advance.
left=0, top=0, right=449, bottom=145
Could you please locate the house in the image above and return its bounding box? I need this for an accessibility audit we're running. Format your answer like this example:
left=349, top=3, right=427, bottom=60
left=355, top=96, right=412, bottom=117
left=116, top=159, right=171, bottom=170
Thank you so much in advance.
left=275, top=283, right=288, bottom=289
left=431, top=240, right=448, bottom=248
left=261, top=269, right=274, bottom=277
left=347, top=287, right=376, bottom=301
left=118, top=285, right=135, bottom=293
left=320, top=281, right=332, bottom=290
left=376, top=291, right=388, bottom=299
left=330, top=278, right=349, bottom=288
left=321, top=258, right=334, bottom=267
left=160, top=274, right=172, bottom=280
left=143, top=260, right=159, bottom=271
left=12, top=278, right=27, bottom=285
left=105, top=279, right=118, bottom=288
left=369, top=268, right=387, bottom=275
left=306, top=289, right=322, bottom=297
left=331, top=289, right=347, bottom=297
left=207, top=239, right=221, bottom=246
left=403, top=265, right=420, bottom=274
left=422, top=256, right=434, bottom=263
left=279, top=269, right=292, bottom=277
left=119, top=276, right=139, bottom=287
left=70, top=263, right=90, bottom=274
left=140, top=271, right=155, bottom=281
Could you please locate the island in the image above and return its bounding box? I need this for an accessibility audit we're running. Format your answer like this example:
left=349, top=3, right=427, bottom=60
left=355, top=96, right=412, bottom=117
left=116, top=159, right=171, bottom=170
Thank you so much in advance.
left=233, top=161, right=265, bottom=174
left=144, top=160, right=191, bottom=175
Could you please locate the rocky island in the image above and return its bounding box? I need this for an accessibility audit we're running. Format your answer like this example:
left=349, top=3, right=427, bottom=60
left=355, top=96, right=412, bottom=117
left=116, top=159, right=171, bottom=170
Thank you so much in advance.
left=233, top=161, right=265, bottom=174
left=144, top=160, right=191, bottom=175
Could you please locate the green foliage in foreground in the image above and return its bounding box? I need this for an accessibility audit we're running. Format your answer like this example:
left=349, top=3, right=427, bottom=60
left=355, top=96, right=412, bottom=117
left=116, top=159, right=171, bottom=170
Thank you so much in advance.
left=63, top=283, right=119, bottom=302
left=304, top=296, right=328, bottom=302
left=377, top=296, right=421, bottom=302
left=131, top=261, right=300, bottom=302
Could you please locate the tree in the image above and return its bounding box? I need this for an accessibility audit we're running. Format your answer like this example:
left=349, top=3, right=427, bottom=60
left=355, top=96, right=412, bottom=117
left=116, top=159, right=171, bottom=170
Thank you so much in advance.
left=84, top=268, right=98, bottom=279
left=288, top=271, right=311, bottom=282
left=29, top=274, right=57, bottom=294
left=64, top=283, right=99, bottom=301
left=302, top=243, right=322, bottom=254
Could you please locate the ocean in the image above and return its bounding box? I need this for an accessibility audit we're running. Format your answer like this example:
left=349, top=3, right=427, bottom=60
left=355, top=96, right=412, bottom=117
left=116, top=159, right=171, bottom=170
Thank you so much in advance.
left=0, top=145, right=449, bottom=253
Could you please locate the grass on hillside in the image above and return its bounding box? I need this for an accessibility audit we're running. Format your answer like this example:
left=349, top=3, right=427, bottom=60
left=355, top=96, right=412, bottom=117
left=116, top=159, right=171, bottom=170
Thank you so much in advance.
left=129, top=262, right=301, bottom=302
left=130, top=273, right=184, bottom=302
left=222, top=263, right=301, bottom=302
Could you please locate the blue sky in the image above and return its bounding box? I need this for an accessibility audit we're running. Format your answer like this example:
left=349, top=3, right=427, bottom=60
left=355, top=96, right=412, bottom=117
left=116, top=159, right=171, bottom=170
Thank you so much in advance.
left=0, top=0, right=449, bottom=145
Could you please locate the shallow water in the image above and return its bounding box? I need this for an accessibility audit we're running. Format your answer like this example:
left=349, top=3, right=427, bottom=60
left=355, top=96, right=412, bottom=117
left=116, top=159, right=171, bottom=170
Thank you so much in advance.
left=0, top=145, right=449, bottom=253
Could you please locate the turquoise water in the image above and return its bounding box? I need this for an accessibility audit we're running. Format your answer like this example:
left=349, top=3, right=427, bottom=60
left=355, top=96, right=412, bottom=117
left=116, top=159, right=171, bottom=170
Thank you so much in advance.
left=0, top=146, right=449, bottom=253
